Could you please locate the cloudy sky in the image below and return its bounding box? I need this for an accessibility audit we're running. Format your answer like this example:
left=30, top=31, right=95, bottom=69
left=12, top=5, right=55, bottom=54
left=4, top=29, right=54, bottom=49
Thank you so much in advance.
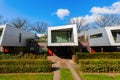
left=0, top=0, right=120, bottom=26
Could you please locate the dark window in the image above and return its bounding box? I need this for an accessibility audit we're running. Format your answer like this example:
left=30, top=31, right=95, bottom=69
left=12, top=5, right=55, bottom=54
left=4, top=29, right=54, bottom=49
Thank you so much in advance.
left=19, top=33, right=22, bottom=43
left=111, top=30, right=120, bottom=43
left=90, top=33, right=102, bottom=39
left=67, top=31, right=71, bottom=42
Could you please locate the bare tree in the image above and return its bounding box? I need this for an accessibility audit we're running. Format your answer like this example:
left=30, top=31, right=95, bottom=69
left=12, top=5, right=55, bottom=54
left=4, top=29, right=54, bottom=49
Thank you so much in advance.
left=69, top=17, right=89, bottom=33
left=21, top=20, right=32, bottom=31
left=94, top=14, right=120, bottom=28
left=10, top=17, right=27, bottom=29
left=30, top=21, right=49, bottom=33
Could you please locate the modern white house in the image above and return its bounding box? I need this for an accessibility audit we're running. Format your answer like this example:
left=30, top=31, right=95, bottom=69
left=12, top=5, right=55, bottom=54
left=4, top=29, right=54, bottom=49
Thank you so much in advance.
left=48, top=24, right=78, bottom=46
left=47, top=24, right=78, bottom=58
left=0, top=24, right=36, bottom=52
left=0, top=24, right=36, bottom=46
left=1, top=23, right=120, bottom=55
left=78, top=26, right=120, bottom=53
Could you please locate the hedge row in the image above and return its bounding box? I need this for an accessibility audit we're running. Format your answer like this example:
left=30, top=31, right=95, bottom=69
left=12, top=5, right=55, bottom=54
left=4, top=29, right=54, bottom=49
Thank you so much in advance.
left=0, top=59, right=52, bottom=73
left=79, top=59, right=120, bottom=73
left=76, top=52, right=120, bottom=59
left=0, top=53, right=47, bottom=60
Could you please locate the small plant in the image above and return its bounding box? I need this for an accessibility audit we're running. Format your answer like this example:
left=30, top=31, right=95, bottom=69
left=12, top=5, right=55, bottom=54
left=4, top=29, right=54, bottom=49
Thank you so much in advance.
left=0, top=53, right=12, bottom=60
left=23, top=53, right=35, bottom=59
left=42, top=49, right=48, bottom=54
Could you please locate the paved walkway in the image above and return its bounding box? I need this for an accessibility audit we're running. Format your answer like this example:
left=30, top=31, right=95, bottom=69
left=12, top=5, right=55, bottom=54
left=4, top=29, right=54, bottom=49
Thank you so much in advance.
left=52, top=61, right=60, bottom=80
left=47, top=56, right=81, bottom=80
left=47, top=56, right=60, bottom=80
left=65, top=59, right=81, bottom=80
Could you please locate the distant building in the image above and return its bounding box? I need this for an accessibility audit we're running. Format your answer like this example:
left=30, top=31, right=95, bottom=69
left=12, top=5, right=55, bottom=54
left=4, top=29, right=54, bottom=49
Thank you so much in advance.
left=36, top=34, right=46, bottom=38
left=0, top=24, right=36, bottom=52
left=78, top=26, right=120, bottom=53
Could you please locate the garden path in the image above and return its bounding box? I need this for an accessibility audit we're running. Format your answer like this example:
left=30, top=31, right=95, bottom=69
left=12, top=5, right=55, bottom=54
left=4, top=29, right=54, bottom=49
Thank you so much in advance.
left=47, top=55, right=81, bottom=80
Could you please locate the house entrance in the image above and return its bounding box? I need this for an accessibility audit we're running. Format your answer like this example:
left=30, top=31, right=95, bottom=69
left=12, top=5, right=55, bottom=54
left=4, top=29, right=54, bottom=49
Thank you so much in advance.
left=49, top=46, right=73, bottom=59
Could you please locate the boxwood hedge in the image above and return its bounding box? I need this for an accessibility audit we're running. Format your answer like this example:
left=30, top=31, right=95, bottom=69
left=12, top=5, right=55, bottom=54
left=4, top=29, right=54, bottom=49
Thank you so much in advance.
left=0, top=53, right=47, bottom=60
left=0, top=59, right=52, bottom=73
left=76, top=52, right=120, bottom=59
left=79, top=59, right=120, bottom=73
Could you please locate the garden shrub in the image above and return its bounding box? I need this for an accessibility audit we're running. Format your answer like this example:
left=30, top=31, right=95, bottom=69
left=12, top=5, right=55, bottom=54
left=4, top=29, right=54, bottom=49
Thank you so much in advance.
left=0, top=59, right=52, bottom=73
left=76, top=52, right=120, bottom=60
left=0, top=53, right=12, bottom=60
left=42, top=49, right=48, bottom=54
left=23, top=53, right=36, bottom=59
left=0, top=53, right=47, bottom=60
left=23, top=53, right=47, bottom=59
left=79, top=59, right=120, bottom=73
left=10, top=47, right=28, bottom=54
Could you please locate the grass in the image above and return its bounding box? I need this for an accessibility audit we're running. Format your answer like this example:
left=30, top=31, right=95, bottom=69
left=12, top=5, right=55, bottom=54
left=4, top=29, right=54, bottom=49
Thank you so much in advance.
left=0, top=73, right=53, bottom=80
left=60, top=69, right=74, bottom=80
left=80, top=73, right=120, bottom=80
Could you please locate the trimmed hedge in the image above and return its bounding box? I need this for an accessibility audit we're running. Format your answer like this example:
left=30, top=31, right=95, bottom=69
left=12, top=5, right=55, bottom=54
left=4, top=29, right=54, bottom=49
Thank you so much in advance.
left=0, top=59, right=52, bottom=73
left=76, top=52, right=120, bottom=60
left=79, top=59, right=120, bottom=73
left=0, top=53, right=47, bottom=60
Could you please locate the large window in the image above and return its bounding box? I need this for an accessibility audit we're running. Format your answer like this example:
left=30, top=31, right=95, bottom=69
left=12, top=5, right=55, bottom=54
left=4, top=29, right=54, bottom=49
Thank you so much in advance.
left=51, top=31, right=72, bottom=43
left=90, top=33, right=102, bottom=39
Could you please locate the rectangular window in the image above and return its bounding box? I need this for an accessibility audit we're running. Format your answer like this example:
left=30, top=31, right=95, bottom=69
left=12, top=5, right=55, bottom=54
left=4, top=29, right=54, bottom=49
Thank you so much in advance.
left=0, top=28, right=3, bottom=38
left=52, top=31, right=68, bottom=43
left=19, top=33, right=22, bottom=43
left=90, top=33, right=102, bottom=39
left=111, top=30, right=120, bottom=43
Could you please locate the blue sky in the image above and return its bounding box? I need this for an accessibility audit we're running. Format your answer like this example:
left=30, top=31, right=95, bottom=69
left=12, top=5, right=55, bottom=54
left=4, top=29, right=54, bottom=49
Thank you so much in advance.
left=0, top=0, right=120, bottom=26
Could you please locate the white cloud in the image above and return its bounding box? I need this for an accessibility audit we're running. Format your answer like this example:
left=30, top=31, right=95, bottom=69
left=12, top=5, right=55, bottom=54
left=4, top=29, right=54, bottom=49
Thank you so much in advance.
left=90, top=2, right=120, bottom=14
left=84, top=14, right=102, bottom=23
left=70, top=1, right=120, bottom=24
left=55, top=9, right=70, bottom=20
left=70, top=14, right=102, bottom=24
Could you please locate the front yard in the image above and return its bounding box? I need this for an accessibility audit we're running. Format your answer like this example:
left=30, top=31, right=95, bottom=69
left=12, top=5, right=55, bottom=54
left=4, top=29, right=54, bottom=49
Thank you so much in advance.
left=0, top=53, right=53, bottom=80
left=0, top=73, right=53, bottom=80
left=80, top=73, right=120, bottom=80
left=75, top=52, right=120, bottom=80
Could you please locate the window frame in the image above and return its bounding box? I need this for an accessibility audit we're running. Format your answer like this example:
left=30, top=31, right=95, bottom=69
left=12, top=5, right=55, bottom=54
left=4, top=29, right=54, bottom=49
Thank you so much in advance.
left=90, top=33, right=102, bottom=39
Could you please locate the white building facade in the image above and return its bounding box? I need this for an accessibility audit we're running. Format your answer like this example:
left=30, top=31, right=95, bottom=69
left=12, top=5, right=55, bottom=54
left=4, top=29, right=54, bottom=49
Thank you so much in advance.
left=78, top=26, right=120, bottom=52
left=0, top=24, right=36, bottom=47
left=48, top=24, right=78, bottom=46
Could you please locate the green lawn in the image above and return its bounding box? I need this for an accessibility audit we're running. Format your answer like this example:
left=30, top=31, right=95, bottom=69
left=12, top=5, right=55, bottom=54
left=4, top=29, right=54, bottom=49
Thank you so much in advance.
left=80, top=73, right=120, bottom=80
left=60, top=69, right=74, bottom=80
left=0, top=73, right=53, bottom=80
